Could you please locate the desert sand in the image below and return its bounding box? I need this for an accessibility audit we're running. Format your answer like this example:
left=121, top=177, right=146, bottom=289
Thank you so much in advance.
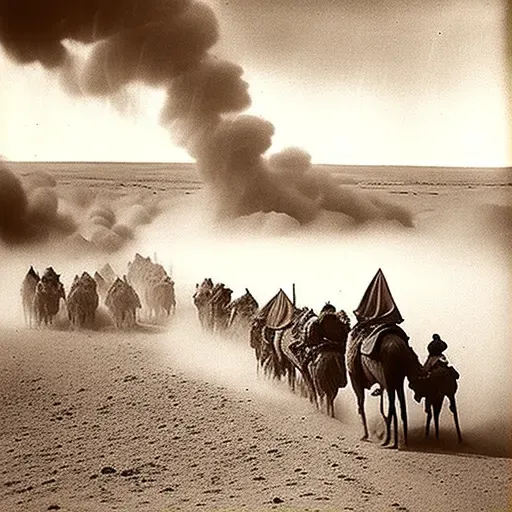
left=0, top=310, right=510, bottom=512
left=1, top=163, right=511, bottom=511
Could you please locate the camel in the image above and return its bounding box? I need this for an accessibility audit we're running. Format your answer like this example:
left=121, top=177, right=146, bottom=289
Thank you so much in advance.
left=280, top=307, right=351, bottom=416
left=413, top=362, right=462, bottom=443
left=227, top=289, right=259, bottom=339
left=21, top=266, right=40, bottom=327
left=249, top=289, right=297, bottom=386
left=145, top=276, right=176, bottom=321
left=347, top=326, right=424, bottom=447
left=347, top=268, right=425, bottom=448
left=127, top=254, right=168, bottom=321
left=105, top=277, right=141, bottom=329
left=33, top=267, right=65, bottom=327
left=306, top=314, right=351, bottom=417
left=250, top=316, right=293, bottom=384
left=67, top=272, right=99, bottom=329
left=209, top=283, right=233, bottom=333
left=193, top=278, right=214, bottom=330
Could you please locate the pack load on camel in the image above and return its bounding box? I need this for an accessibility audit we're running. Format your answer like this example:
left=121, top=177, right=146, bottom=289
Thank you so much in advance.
left=351, top=268, right=409, bottom=359
left=250, top=289, right=297, bottom=383
left=347, top=269, right=424, bottom=447
left=99, top=263, right=117, bottom=285
left=255, top=288, right=295, bottom=330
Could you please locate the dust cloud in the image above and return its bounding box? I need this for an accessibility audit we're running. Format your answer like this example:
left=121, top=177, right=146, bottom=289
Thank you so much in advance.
left=0, top=1, right=413, bottom=227
left=0, top=163, right=75, bottom=244
left=0, top=176, right=510, bottom=457
left=0, top=0, right=509, bottom=457
left=0, top=162, right=165, bottom=253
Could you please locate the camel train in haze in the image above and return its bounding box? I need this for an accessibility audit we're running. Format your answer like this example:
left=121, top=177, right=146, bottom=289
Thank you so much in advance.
left=206, top=269, right=462, bottom=448
left=20, top=254, right=176, bottom=331
left=21, top=260, right=461, bottom=448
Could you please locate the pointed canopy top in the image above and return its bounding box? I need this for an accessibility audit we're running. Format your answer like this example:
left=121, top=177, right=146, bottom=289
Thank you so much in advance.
left=100, top=263, right=116, bottom=282
left=354, top=269, right=403, bottom=325
left=257, top=289, right=295, bottom=329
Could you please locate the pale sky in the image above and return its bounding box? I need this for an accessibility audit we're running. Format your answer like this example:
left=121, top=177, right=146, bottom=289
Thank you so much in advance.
left=0, top=0, right=509, bottom=166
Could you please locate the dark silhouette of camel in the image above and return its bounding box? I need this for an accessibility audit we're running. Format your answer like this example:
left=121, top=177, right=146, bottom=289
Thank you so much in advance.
left=227, top=289, right=259, bottom=339
left=67, top=272, right=99, bottom=329
left=414, top=363, right=462, bottom=443
left=21, top=266, right=40, bottom=327
left=33, top=267, right=65, bottom=327
left=280, top=309, right=350, bottom=417
left=347, top=327, right=424, bottom=448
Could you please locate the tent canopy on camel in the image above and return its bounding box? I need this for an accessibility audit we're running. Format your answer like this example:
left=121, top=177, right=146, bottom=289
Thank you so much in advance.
left=256, top=289, right=296, bottom=330
left=354, top=268, right=403, bottom=326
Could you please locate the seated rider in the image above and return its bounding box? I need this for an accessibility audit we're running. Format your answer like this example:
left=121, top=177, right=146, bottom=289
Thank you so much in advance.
left=412, top=333, right=455, bottom=403
left=291, top=304, right=336, bottom=361
left=424, top=333, right=449, bottom=373
left=319, top=302, right=336, bottom=316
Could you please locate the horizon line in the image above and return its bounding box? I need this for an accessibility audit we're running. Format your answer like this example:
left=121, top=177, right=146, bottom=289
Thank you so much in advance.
left=4, top=160, right=511, bottom=170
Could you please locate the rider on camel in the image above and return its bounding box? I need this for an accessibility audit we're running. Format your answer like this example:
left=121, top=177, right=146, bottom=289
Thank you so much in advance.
left=424, top=333, right=449, bottom=373
left=413, top=333, right=459, bottom=403
left=290, top=303, right=341, bottom=361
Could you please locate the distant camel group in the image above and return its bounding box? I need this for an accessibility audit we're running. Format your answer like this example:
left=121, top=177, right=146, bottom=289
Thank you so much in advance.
left=20, top=254, right=176, bottom=331
left=194, top=270, right=462, bottom=448
left=193, top=279, right=259, bottom=335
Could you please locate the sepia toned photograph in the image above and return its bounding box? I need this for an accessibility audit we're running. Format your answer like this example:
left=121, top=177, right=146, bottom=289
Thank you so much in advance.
left=0, top=1, right=510, bottom=511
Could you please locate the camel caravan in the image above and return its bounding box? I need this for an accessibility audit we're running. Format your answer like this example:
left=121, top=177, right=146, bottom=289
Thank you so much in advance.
left=20, top=261, right=461, bottom=448
left=193, top=279, right=259, bottom=336
left=192, top=269, right=462, bottom=448
left=20, top=254, right=176, bottom=331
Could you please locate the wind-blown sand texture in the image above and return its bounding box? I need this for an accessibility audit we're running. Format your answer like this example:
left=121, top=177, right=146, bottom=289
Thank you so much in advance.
left=1, top=163, right=511, bottom=511
left=1, top=318, right=510, bottom=512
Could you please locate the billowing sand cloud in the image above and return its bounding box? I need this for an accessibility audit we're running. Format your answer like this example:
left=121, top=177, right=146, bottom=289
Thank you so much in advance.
left=80, top=195, right=163, bottom=253
left=0, top=0, right=414, bottom=229
left=0, top=161, right=165, bottom=253
left=0, top=164, right=29, bottom=243
left=0, top=163, right=76, bottom=244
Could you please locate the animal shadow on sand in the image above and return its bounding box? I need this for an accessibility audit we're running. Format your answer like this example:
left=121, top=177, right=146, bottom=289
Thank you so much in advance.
left=402, top=427, right=511, bottom=459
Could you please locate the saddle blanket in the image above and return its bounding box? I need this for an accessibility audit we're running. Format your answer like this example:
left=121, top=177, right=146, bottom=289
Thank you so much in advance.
left=358, top=323, right=410, bottom=358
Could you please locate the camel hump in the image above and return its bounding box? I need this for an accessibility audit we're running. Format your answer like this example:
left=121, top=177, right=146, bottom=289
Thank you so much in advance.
left=360, top=323, right=409, bottom=358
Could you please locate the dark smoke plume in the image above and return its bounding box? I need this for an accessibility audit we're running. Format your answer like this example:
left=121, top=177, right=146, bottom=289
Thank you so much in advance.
left=0, top=0, right=413, bottom=227
left=0, top=164, right=29, bottom=242
left=0, top=163, right=76, bottom=244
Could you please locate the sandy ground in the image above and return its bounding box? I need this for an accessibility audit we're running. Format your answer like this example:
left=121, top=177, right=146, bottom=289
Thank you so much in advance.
left=1, top=163, right=511, bottom=511
left=1, top=314, right=510, bottom=512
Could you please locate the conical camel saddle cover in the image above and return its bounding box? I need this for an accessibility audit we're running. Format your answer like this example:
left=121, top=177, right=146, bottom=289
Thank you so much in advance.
left=352, top=269, right=408, bottom=358
left=354, top=268, right=403, bottom=325
left=256, top=289, right=295, bottom=330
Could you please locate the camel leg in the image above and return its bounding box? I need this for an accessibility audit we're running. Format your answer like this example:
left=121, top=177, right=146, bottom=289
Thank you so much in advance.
left=397, top=382, right=408, bottom=447
left=383, top=389, right=396, bottom=447
left=425, top=400, right=433, bottom=439
left=354, top=385, right=369, bottom=441
left=287, top=365, right=296, bottom=392
left=448, top=395, right=462, bottom=443
left=433, top=400, right=442, bottom=440
left=379, top=392, right=388, bottom=422
left=302, top=367, right=318, bottom=408
left=392, top=405, right=398, bottom=449
left=328, top=394, right=336, bottom=419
